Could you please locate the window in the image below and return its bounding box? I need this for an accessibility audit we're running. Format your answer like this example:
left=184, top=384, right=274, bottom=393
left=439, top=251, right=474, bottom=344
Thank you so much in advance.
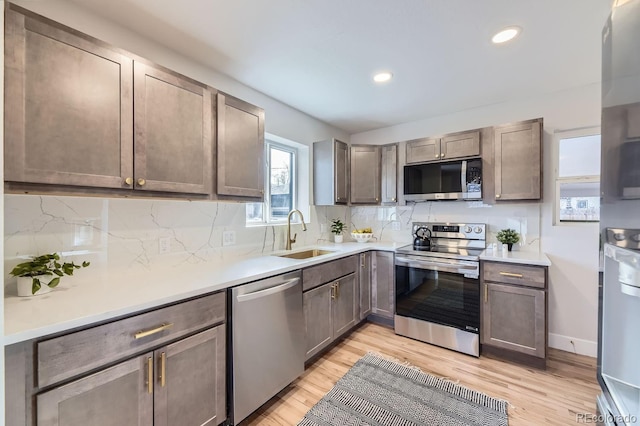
left=246, top=139, right=300, bottom=224
left=554, top=130, right=601, bottom=224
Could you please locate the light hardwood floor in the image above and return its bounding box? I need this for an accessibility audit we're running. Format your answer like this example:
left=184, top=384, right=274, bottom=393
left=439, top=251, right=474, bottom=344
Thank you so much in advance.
left=243, top=322, right=599, bottom=426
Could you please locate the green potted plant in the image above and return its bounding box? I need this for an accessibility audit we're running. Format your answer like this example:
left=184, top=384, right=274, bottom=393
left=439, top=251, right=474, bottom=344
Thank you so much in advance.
left=496, top=229, right=520, bottom=252
left=330, top=219, right=346, bottom=243
left=10, top=253, right=90, bottom=297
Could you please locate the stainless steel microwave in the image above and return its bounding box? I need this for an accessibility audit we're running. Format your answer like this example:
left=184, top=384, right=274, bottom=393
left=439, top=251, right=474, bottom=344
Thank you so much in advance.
left=403, top=159, right=482, bottom=201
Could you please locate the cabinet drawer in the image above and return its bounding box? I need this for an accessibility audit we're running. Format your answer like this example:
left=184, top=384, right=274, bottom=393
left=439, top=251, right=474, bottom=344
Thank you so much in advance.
left=303, top=255, right=358, bottom=292
left=483, top=261, right=546, bottom=289
left=37, top=291, right=225, bottom=388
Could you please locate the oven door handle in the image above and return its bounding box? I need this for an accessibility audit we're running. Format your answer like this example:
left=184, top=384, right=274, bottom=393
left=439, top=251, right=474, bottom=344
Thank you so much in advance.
left=395, top=256, right=478, bottom=275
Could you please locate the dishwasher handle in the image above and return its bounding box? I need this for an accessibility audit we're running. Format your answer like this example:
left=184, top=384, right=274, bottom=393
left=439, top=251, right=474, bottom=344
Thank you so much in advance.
left=235, top=277, right=300, bottom=302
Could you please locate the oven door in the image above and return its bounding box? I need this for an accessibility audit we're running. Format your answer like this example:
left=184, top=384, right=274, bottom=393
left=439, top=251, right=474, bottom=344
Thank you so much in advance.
left=395, top=255, right=480, bottom=333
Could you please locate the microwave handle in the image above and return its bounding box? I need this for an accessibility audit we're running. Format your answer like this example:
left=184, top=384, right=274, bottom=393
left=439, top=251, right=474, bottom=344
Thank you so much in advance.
left=461, top=160, right=467, bottom=194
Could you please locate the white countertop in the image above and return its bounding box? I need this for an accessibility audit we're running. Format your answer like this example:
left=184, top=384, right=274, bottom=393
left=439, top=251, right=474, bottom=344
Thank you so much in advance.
left=479, top=249, right=551, bottom=266
left=4, top=242, right=402, bottom=345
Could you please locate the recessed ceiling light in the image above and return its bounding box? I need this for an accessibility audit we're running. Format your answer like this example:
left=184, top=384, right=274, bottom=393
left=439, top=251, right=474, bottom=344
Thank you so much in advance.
left=491, top=26, right=521, bottom=44
left=373, top=72, right=393, bottom=83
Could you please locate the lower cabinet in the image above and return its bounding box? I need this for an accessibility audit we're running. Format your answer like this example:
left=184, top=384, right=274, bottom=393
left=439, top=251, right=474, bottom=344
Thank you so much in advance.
left=37, top=326, right=225, bottom=426
left=303, top=273, right=357, bottom=360
left=371, top=251, right=395, bottom=319
left=481, top=260, right=548, bottom=365
left=6, top=292, right=227, bottom=426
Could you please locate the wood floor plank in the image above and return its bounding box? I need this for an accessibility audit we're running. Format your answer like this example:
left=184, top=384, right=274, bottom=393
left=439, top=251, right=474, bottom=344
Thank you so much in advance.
left=241, top=322, right=599, bottom=425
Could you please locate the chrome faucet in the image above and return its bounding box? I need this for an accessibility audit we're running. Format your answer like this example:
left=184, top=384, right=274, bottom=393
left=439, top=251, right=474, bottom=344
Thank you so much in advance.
left=286, top=209, right=307, bottom=250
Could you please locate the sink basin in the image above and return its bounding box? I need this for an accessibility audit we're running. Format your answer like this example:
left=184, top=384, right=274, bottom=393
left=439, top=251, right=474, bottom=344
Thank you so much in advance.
left=277, top=249, right=336, bottom=259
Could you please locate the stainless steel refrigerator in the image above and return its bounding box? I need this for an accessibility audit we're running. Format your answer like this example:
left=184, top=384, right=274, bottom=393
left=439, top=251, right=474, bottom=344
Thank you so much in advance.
left=598, top=1, right=640, bottom=424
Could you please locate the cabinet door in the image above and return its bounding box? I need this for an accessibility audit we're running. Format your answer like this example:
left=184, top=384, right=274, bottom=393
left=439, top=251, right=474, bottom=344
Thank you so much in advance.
left=350, top=145, right=380, bottom=204
left=303, top=284, right=333, bottom=360
left=359, top=253, right=372, bottom=320
left=335, top=140, right=350, bottom=204
left=217, top=93, right=265, bottom=198
left=441, top=130, right=480, bottom=160
left=4, top=8, right=133, bottom=189
left=481, top=282, right=546, bottom=358
left=494, top=119, right=542, bottom=201
left=133, top=62, right=212, bottom=194
left=37, top=354, right=153, bottom=426
left=381, top=144, right=398, bottom=204
left=406, top=137, right=440, bottom=163
left=372, top=251, right=395, bottom=319
left=333, top=274, right=358, bottom=337
left=154, top=326, right=226, bottom=426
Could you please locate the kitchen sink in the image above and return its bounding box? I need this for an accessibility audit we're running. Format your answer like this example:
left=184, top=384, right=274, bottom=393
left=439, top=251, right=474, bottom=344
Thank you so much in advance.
left=277, top=249, right=336, bottom=259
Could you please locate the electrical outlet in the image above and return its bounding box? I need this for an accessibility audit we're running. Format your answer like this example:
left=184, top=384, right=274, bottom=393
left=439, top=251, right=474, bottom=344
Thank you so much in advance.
left=222, top=230, right=236, bottom=246
left=159, top=237, right=171, bottom=254
left=391, top=221, right=401, bottom=231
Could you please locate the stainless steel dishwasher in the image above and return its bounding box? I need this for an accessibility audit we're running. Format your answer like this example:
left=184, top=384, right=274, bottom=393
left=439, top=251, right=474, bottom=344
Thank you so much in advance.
left=231, top=270, right=304, bottom=424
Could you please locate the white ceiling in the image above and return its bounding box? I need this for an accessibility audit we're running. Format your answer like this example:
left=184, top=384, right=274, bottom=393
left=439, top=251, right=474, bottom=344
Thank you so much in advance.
left=69, top=0, right=612, bottom=134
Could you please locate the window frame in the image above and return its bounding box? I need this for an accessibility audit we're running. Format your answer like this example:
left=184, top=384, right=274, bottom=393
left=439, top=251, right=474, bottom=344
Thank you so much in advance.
left=246, top=139, right=300, bottom=225
left=552, top=127, right=601, bottom=226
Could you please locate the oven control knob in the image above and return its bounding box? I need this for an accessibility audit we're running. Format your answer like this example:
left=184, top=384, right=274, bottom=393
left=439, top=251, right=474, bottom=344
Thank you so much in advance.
left=464, top=226, right=472, bottom=234
left=474, top=226, right=483, bottom=234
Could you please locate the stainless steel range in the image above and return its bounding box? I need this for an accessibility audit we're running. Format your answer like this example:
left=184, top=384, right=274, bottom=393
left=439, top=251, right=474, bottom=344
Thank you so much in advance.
left=395, top=222, right=486, bottom=357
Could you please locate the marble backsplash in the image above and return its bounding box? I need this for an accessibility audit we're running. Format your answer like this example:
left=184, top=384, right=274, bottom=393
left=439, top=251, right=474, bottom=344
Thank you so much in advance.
left=4, top=194, right=540, bottom=292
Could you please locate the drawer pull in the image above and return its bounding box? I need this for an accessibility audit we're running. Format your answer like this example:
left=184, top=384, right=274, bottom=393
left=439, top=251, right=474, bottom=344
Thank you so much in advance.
left=499, top=272, right=523, bottom=278
left=331, top=284, right=336, bottom=299
left=335, top=281, right=340, bottom=299
left=159, top=352, right=166, bottom=387
left=134, top=323, right=174, bottom=339
left=484, top=285, right=488, bottom=303
left=147, top=357, right=153, bottom=394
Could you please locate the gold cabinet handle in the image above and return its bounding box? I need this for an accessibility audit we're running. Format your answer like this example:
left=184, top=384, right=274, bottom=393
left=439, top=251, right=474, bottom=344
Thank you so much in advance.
left=391, top=197, right=396, bottom=202
left=147, top=357, right=153, bottom=394
left=484, top=285, right=488, bottom=303
left=330, top=284, right=336, bottom=299
left=134, top=323, right=174, bottom=339
left=335, top=281, right=340, bottom=299
left=441, top=153, right=445, bottom=158
left=435, top=154, right=439, bottom=158
left=496, top=194, right=501, bottom=198
left=499, top=272, right=523, bottom=278
left=159, top=352, right=166, bottom=387
left=125, top=177, right=133, bottom=186
left=137, top=178, right=146, bottom=186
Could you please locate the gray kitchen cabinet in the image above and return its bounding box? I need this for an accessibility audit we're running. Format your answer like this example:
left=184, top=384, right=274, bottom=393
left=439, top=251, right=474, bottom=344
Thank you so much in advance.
left=359, top=252, right=372, bottom=320
left=216, top=93, right=265, bottom=199
left=5, top=291, right=227, bottom=426
left=380, top=144, right=398, bottom=204
left=133, top=62, right=213, bottom=195
left=4, top=5, right=133, bottom=189
left=405, top=130, right=480, bottom=164
left=5, top=5, right=215, bottom=197
left=493, top=118, right=542, bottom=201
left=481, top=260, right=548, bottom=366
left=372, top=251, right=395, bottom=319
left=350, top=145, right=381, bottom=204
left=303, top=273, right=358, bottom=360
left=313, top=139, right=349, bottom=205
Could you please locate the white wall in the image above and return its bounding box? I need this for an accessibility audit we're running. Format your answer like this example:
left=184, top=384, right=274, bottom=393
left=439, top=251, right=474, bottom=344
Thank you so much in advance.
left=10, top=0, right=348, bottom=146
left=351, top=83, right=602, bottom=356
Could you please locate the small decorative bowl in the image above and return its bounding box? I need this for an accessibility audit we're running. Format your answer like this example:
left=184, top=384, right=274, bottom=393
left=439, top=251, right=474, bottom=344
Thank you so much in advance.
left=351, top=232, right=373, bottom=243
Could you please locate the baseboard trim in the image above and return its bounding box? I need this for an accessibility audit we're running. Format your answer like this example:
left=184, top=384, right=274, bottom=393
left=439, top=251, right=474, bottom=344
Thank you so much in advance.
left=549, top=333, right=597, bottom=357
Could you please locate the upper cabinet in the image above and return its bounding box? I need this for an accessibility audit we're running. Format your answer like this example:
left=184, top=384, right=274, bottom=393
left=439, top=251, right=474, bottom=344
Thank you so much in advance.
left=216, top=93, right=265, bottom=199
left=380, top=144, right=398, bottom=204
left=4, top=5, right=263, bottom=201
left=4, top=7, right=134, bottom=189
left=493, top=118, right=542, bottom=201
left=406, top=130, right=480, bottom=164
left=133, top=62, right=213, bottom=194
left=350, top=145, right=380, bottom=204
left=313, top=139, right=349, bottom=205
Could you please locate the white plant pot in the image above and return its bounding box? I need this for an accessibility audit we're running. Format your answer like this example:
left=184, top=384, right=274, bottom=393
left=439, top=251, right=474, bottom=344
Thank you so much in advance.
left=16, top=276, right=53, bottom=297
left=334, top=234, right=343, bottom=243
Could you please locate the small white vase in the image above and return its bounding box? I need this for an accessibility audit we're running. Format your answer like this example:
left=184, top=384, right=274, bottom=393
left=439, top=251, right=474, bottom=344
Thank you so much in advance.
left=17, top=276, right=53, bottom=297
left=334, top=234, right=343, bottom=243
